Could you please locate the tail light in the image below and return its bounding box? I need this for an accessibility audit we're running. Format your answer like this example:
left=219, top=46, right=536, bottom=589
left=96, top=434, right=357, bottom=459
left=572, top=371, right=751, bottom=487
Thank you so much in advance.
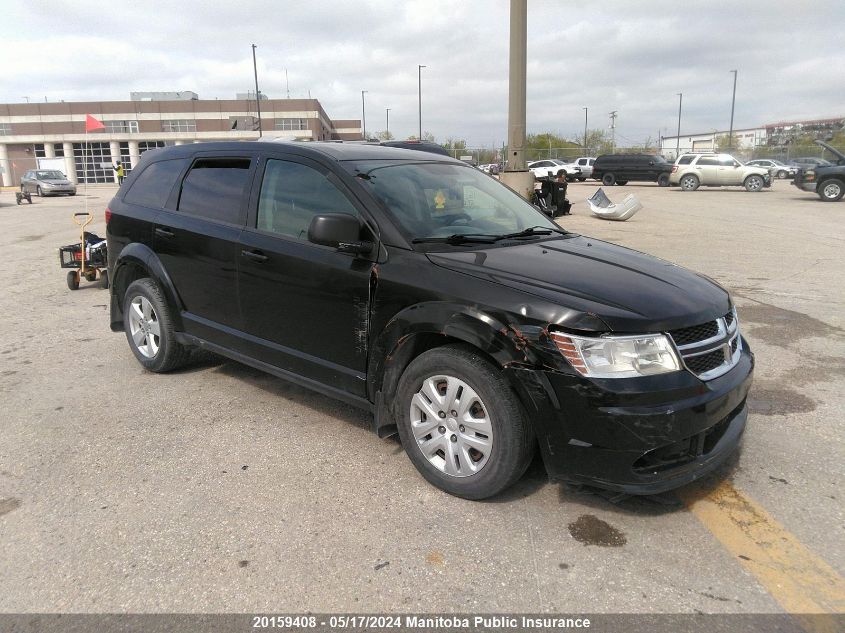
left=105, top=207, right=112, bottom=225
left=671, top=166, right=678, bottom=173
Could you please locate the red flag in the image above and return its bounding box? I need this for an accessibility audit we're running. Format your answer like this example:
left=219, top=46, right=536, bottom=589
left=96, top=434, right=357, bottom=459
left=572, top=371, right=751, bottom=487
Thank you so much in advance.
left=85, top=114, right=105, bottom=132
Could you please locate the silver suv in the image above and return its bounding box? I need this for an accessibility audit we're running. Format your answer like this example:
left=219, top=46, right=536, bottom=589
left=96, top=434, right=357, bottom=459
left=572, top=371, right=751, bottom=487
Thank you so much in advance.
left=670, top=153, right=771, bottom=192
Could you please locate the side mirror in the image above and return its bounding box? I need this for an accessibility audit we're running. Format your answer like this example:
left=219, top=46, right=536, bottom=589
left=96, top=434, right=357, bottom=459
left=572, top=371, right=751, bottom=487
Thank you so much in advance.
left=308, top=213, right=372, bottom=255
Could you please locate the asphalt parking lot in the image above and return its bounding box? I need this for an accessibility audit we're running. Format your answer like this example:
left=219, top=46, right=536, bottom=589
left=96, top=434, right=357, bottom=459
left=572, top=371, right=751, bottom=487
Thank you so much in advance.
left=0, top=180, right=843, bottom=620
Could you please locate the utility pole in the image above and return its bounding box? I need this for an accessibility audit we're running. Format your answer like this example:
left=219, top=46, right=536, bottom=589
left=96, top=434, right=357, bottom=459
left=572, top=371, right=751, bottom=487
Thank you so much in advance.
left=361, top=90, right=367, bottom=140
left=251, top=44, right=262, bottom=137
left=418, top=65, right=426, bottom=139
left=676, top=93, right=683, bottom=158
left=285, top=68, right=290, bottom=99
left=609, top=111, right=617, bottom=153
left=386, top=108, right=391, bottom=137
left=499, top=0, right=533, bottom=198
left=583, top=107, right=588, bottom=150
left=728, top=70, right=738, bottom=150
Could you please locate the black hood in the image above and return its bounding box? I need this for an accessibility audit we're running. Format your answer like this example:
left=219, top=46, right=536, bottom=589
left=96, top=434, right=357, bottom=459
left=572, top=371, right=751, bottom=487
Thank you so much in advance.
left=427, top=236, right=731, bottom=332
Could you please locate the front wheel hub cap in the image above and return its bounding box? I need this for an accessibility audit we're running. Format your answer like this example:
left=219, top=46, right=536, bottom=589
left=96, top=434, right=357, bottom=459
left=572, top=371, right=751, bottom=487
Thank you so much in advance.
left=409, top=375, right=493, bottom=477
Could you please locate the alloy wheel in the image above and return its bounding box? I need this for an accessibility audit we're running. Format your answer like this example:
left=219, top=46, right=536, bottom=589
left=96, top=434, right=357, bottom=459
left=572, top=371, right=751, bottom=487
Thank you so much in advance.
left=409, top=375, right=493, bottom=477
left=128, top=295, right=161, bottom=358
left=822, top=182, right=841, bottom=200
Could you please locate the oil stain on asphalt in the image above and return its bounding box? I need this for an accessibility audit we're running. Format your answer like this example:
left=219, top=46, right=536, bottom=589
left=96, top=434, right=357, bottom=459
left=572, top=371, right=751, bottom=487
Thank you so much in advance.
left=747, top=385, right=817, bottom=415
left=738, top=301, right=843, bottom=348
left=567, top=514, right=627, bottom=547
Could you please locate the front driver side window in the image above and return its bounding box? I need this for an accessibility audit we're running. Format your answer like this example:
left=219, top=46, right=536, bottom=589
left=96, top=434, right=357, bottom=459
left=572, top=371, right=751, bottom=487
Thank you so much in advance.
left=257, top=159, right=359, bottom=240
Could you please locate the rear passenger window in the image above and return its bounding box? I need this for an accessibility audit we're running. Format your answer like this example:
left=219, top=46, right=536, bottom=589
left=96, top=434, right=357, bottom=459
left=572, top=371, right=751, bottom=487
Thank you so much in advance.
left=257, top=159, right=359, bottom=240
left=124, top=158, right=188, bottom=208
left=697, top=157, right=719, bottom=166
left=178, top=158, right=251, bottom=224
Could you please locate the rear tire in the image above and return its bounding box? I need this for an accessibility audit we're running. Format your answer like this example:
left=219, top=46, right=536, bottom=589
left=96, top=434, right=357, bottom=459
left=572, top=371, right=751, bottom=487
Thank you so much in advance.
left=395, top=345, right=535, bottom=500
left=100, top=270, right=109, bottom=289
left=66, top=271, right=79, bottom=290
left=36, top=186, right=43, bottom=197
left=578, top=177, right=586, bottom=182
left=744, top=175, right=764, bottom=192
left=680, top=174, right=700, bottom=191
left=817, top=178, right=844, bottom=202
left=657, top=173, right=670, bottom=187
left=602, top=173, right=616, bottom=186
left=122, top=278, right=190, bottom=373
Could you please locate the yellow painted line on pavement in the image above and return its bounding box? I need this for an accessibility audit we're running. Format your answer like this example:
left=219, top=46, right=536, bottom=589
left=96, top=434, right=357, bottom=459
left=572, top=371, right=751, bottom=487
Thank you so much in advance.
left=679, top=479, right=845, bottom=633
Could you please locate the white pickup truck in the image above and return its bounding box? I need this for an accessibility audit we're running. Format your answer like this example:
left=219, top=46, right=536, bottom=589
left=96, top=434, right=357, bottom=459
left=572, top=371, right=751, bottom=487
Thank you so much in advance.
left=559, top=157, right=596, bottom=181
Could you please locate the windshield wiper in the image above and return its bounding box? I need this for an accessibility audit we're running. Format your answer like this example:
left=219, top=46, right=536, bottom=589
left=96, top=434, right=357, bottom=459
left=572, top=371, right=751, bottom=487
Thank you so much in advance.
left=411, top=233, right=499, bottom=245
left=491, top=225, right=570, bottom=241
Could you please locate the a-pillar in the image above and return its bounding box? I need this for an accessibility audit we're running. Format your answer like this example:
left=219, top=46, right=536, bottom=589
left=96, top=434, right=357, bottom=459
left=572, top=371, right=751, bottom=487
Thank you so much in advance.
left=62, top=142, right=77, bottom=184
left=109, top=141, right=121, bottom=183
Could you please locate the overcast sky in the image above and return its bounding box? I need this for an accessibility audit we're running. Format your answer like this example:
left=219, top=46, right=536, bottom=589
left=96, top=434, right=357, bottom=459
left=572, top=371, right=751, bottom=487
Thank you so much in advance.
left=2, top=0, right=842, bottom=147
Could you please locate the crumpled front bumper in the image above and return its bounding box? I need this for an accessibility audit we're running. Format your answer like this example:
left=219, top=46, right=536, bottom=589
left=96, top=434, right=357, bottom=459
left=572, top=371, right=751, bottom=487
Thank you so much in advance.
left=506, top=341, right=754, bottom=494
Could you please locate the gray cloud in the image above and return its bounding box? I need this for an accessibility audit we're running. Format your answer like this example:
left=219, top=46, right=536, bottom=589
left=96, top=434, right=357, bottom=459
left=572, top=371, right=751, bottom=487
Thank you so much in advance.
left=1, top=0, right=842, bottom=146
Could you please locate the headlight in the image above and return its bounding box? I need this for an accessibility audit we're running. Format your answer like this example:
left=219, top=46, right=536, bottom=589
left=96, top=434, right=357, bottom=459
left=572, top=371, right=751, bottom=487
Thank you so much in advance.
left=551, top=332, right=681, bottom=378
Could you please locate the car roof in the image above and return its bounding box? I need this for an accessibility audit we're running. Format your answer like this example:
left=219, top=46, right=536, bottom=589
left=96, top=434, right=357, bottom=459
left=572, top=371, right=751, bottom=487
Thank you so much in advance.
left=139, top=140, right=462, bottom=163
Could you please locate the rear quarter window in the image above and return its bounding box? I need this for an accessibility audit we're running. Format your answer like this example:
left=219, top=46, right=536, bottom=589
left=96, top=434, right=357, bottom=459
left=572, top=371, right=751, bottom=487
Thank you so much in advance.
left=177, top=157, right=252, bottom=224
left=677, top=156, right=696, bottom=165
left=123, top=158, right=188, bottom=209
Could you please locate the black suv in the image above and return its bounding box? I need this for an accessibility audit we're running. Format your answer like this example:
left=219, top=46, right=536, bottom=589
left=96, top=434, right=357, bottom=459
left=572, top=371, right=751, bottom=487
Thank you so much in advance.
left=792, top=140, right=845, bottom=202
left=592, top=154, right=673, bottom=187
left=106, top=141, right=753, bottom=499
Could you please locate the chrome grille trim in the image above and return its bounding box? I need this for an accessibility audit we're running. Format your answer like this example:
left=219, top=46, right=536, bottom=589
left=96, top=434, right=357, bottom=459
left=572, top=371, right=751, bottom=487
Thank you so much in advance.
left=668, top=308, right=741, bottom=381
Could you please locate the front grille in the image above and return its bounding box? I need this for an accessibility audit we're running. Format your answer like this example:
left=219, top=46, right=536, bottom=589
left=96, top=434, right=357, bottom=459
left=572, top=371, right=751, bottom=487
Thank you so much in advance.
left=668, top=321, right=719, bottom=345
left=668, top=309, right=740, bottom=380
left=685, top=350, right=726, bottom=374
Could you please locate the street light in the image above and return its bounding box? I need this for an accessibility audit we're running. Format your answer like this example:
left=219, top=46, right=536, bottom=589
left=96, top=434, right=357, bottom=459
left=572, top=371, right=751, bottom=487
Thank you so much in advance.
left=386, top=108, right=391, bottom=137
left=361, top=90, right=368, bottom=140
left=251, top=44, right=262, bottom=137
left=676, top=93, right=683, bottom=158
left=418, top=65, right=426, bottom=139
left=583, top=107, right=588, bottom=149
left=728, top=70, right=738, bottom=150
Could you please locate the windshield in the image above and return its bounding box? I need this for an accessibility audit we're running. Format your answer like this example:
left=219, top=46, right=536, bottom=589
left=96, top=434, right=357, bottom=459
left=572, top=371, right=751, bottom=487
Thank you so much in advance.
left=36, top=170, right=65, bottom=179
left=349, top=161, right=560, bottom=245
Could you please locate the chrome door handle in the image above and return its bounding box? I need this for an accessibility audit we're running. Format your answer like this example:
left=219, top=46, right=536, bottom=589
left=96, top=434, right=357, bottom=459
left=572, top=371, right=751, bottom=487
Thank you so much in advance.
left=241, top=249, right=268, bottom=263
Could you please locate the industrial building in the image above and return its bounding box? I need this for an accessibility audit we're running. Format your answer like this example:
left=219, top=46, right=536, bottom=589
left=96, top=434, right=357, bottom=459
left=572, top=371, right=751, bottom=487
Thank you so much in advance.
left=0, top=92, right=362, bottom=186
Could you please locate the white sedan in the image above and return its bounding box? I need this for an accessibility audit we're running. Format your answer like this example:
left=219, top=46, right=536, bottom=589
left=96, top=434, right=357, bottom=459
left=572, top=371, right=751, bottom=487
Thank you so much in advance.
left=527, top=160, right=581, bottom=180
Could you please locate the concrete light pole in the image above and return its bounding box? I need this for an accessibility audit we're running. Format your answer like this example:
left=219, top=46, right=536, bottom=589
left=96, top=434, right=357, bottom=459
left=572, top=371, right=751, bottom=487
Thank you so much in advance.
left=728, top=70, right=738, bottom=150
left=361, top=90, right=368, bottom=140
left=676, top=93, right=683, bottom=158
left=499, top=0, right=533, bottom=199
left=418, top=65, right=426, bottom=139
left=251, top=44, right=262, bottom=137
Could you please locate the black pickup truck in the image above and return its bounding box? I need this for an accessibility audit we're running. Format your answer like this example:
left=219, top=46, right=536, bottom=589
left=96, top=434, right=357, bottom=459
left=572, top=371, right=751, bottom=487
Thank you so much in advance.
left=792, top=140, right=845, bottom=202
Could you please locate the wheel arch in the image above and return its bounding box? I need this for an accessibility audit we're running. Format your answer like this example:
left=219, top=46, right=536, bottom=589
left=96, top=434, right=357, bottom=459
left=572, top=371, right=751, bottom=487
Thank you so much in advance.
left=110, top=242, right=183, bottom=332
left=368, top=302, right=538, bottom=438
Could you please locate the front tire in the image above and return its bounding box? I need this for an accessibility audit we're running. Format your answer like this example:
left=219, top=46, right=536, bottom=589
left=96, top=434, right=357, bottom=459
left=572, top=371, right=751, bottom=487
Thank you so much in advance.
left=36, top=186, right=43, bottom=197
left=680, top=174, right=700, bottom=191
left=817, top=179, right=844, bottom=202
left=66, top=271, right=79, bottom=290
left=122, top=278, right=190, bottom=372
left=602, top=173, right=616, bottom=186
left=777, top=169, right=787, bottom=179
left=395, top=345, right=535, bottom=500
left=744, top=175, right=764, bottom=192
